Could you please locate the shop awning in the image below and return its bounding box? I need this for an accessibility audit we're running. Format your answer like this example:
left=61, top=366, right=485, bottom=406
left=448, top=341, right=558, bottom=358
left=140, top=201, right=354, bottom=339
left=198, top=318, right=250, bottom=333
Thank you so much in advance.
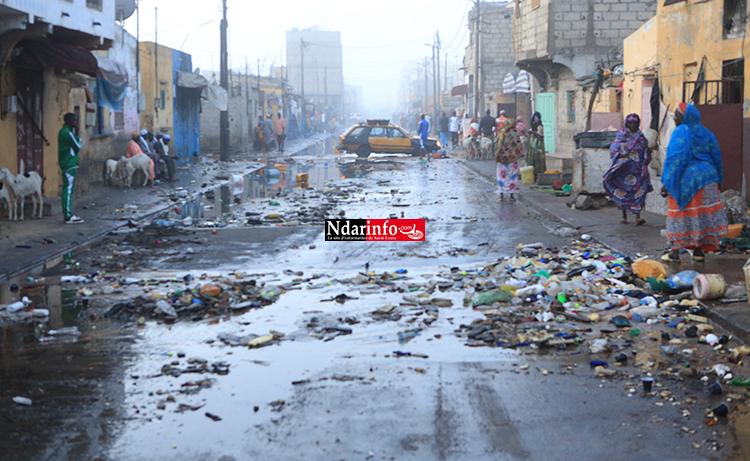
left=15, top=39, right=129, bottom=111
left=451, top=84, right=468, bottom=96
left=176, top=70, right=228, bottom=111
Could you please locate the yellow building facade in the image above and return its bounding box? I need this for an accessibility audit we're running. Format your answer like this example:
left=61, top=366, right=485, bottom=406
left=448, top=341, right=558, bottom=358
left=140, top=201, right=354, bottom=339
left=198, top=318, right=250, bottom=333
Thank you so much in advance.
left=624, top=1, right=749, bottom=196
left=139, top=42, right=174, bottom=134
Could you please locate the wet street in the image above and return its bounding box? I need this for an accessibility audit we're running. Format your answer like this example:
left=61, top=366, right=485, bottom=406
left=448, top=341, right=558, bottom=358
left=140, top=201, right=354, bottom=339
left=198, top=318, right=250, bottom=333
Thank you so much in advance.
left=2, top=151, right=749, bottom=461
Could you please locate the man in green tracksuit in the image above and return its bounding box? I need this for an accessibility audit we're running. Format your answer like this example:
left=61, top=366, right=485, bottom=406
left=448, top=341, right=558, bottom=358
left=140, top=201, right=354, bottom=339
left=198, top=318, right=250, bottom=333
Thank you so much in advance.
left=58, top=113, right=84, bottom=223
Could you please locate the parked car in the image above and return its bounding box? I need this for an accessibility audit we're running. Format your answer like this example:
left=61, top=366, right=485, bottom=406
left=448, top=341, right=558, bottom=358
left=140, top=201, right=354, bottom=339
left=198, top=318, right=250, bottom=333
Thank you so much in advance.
left=337, top=119, right=440, bottom=158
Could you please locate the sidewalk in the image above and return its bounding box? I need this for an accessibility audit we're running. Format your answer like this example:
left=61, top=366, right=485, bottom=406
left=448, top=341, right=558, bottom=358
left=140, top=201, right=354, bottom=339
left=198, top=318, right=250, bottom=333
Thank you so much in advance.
left=0, top=133, right=333, bottom=284
left=459, top=157, right=750, bottom=345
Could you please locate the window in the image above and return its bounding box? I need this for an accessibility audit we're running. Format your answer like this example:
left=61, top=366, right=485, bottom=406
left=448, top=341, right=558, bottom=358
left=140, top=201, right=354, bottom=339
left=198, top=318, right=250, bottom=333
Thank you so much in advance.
left=114, top=111, right=124, bottom=130
left=724, top=0, right=747, bottom=39
left=567, top=91, right=575, bottom=123
left=349, top=127, right=366, bottom=137
left=160, top=90, right=166, bottom=110
left=86, top=0, right=102, bottom=11
left=389, top=128, right=408, bottom=138
left=370, top=127, right=387, bottom=137
left=532, top=0, right=540, bottom=10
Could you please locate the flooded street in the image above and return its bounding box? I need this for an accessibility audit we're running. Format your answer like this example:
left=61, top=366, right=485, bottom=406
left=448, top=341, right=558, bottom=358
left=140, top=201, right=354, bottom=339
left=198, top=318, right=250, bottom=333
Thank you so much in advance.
left=2, top=151, right=749, bottom=460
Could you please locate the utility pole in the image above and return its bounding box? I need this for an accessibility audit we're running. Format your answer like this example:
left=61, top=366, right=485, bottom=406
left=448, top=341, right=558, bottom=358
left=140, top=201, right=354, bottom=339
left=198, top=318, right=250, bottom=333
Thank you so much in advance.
left=474, top=0, right=480, bottom=118
left=432, top=41, right=437, bottom=133
left=436, top=31, right=441, bottom=116
left=324, top=66, right=328, bottom=110
left=257, top=59, right=261, bottom=118
left=136, top=0, right=140, bottom=114
left=219, top=0, right=229, bottom=161
left=154, top=7, right=158, bottom=116
left=424, top=58, right=429, bottom=115
left=300, top=38, right=305, bottom=99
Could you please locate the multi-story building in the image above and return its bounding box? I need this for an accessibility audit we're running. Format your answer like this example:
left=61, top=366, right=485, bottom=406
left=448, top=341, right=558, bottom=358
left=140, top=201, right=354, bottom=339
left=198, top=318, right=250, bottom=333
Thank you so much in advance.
left=514, top=0, right=657, bottom=169
left=0, top=0, right=137, bottom=196
left=464, top=1, right=521, bottom=119
left=138, top=42, right=201, bottom=163
left=624, top=0, right=750, bottom=208
left=286, top=26, right=343, bottom=118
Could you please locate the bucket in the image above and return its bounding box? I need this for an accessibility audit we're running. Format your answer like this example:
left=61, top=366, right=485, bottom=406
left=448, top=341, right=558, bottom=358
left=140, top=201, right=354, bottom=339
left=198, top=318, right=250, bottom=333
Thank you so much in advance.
left=693, top=274, right=727, bottom=300
left=520, top=166, right=534, bottom=184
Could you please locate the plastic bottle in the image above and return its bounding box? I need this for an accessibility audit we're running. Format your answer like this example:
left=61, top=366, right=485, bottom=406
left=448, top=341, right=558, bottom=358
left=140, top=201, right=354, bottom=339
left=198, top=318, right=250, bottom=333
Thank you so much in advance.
left=516, top=284, right=544, bottom=297
left=12, top=396, right=32, bottom=406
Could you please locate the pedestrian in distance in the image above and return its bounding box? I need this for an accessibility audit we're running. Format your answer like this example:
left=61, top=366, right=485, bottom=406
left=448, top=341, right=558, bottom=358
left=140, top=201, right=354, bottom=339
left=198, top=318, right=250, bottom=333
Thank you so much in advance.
left=494, top=118, right=525, bottom=202
left=156, top=133, right=177, bottom=182
left=496, top=110, right=508, bottom=133
left=438, top=110, right=449, bottom=151
left=417, top=114, right=430, bottom=157
left=661, top=103, right=728, bottom=262
left=262, top=115, right=276, bottom=151
left=58, top=113, right=83, bottom=224
left=449, top=110, right=460, bottom=149
left=530, top=111, right=543, bottom=135
left=275, top=112, right=287, bottom=153
left=603, top=114, right=653, bottom=226
left=480, top=109, right=496, bottom=139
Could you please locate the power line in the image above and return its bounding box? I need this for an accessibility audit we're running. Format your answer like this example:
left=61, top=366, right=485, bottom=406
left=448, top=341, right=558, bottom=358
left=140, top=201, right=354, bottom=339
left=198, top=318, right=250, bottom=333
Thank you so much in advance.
left=443, top=0, right=472, bottom=52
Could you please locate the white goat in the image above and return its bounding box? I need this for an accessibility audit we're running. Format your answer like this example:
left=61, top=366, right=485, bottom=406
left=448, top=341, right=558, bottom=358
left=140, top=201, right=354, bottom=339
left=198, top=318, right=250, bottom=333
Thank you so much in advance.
left=105, top=159, right=119, bottom=186
left=479, top=137, right=494, bottom=160
left=0, top=168, right=43, bottom=220
left=117, top=154, right=152, bottom=187
left=0, top=178, right=16, bottom=220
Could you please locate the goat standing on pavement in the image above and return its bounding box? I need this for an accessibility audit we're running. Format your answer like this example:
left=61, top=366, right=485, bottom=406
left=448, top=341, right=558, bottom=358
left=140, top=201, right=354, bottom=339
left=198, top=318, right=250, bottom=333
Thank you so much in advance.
left=0, top=177, right=16, bottom=220
left=58, top=113, right=84, bottom=224
left=0, top=168, right=42, bottom=220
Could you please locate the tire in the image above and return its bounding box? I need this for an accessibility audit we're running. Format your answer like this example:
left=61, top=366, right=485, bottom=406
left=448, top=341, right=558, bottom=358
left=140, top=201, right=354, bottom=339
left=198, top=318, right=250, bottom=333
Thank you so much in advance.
left=356, top=145, right=371, bottom=158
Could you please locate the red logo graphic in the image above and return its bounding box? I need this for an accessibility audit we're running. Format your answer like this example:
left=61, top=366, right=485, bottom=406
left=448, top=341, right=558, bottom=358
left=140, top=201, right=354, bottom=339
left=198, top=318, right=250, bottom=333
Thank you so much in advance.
left=365, top=219, right=426, bottom=241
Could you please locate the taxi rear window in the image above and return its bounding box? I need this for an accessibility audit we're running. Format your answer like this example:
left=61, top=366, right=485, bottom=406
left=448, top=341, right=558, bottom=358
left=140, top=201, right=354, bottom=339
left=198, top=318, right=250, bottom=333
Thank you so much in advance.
left=349, top=127, right=366, bottom=137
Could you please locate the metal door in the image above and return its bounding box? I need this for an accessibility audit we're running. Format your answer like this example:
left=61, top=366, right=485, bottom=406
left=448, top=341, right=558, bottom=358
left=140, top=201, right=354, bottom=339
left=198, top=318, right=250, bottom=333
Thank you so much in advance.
left=536, top=93, right=555, bottom=154
left=174, top=87, right=201, bottom=164
left=695, top=104, right=743, bottom=194
left=16, top=67, right=45, bottom=178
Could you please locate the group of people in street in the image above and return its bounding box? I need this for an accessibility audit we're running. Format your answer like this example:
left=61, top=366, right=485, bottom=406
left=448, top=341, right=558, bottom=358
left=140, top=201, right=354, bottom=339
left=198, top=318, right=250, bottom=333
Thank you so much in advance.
left=254, top=113, right=287, bottom=153
left=56, top=114, right=178, bottom=225
left=126, top=129, right=176, bottom=184
left=603, top=103, right=728, bottom=262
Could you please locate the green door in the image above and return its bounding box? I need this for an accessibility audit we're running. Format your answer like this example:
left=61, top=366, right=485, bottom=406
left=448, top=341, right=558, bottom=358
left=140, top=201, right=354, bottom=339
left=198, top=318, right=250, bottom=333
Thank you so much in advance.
left=536, top=93, right=555, bottom=154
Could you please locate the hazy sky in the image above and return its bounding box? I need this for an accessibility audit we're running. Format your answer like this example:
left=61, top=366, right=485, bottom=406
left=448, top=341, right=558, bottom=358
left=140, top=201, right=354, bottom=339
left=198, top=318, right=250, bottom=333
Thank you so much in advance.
left=123, top=0, right=472, bottom=117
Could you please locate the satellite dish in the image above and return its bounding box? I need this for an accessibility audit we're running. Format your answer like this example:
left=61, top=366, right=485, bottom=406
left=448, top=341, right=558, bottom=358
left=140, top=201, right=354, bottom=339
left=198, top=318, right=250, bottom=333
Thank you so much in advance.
left=115, top=0, right=136, bottom=21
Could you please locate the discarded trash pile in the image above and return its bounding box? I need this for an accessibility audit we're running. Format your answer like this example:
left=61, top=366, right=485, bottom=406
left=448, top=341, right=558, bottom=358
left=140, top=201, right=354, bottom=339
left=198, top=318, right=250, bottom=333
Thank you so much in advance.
left=102, top=275, right=283, bottom=322
left=451, top=239, right=744, bottom=349
left=449, top=239, right=750, bottom=422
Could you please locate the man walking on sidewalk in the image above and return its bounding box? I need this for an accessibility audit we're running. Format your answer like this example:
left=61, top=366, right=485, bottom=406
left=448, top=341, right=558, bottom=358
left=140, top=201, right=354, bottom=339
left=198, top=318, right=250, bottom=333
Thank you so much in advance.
left=449, top=110, right=460, bottom=149
left=438, top=111, right=449, bottom=150
left=480, top=109, right=496, bottom=139
left=58, top=113, right=83, bottom=224
left=418, top=114, right=430, bottom=158
left=275, top=112, right=287, bottom=153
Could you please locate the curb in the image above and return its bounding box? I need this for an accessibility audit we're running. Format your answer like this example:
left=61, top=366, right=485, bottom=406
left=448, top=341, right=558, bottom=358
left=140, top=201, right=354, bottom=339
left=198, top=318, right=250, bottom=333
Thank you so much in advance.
left=1, top=136, right=337, bottom=284
left=459, top=159, right=579, bottom=229
left=0, top=201, right=176, bottom=284
left=459, top=159, right=750, bottom=347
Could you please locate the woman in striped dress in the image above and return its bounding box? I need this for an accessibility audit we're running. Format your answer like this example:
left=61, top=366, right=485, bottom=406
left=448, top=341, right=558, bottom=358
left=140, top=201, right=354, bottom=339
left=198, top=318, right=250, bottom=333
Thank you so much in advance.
left=661, top=103, right=728, bottom=262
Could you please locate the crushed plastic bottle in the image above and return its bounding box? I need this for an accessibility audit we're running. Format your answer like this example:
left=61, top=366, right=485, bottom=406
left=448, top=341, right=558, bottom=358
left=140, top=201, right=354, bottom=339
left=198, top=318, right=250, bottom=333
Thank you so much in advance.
left=472, top=289, right=512, bottom=307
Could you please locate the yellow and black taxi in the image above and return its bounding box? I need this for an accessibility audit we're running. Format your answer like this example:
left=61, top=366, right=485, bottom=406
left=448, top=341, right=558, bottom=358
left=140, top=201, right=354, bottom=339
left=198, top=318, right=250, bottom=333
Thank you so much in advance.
left=337, top=119, right=440, bottom=157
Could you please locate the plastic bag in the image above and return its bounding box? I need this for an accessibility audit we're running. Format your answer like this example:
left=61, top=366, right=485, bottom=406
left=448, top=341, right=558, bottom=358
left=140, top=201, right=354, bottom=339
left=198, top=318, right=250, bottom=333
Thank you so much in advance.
left=666, top=270, right=700, bottom=290
left=632, top=259, right=666, bottom=280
